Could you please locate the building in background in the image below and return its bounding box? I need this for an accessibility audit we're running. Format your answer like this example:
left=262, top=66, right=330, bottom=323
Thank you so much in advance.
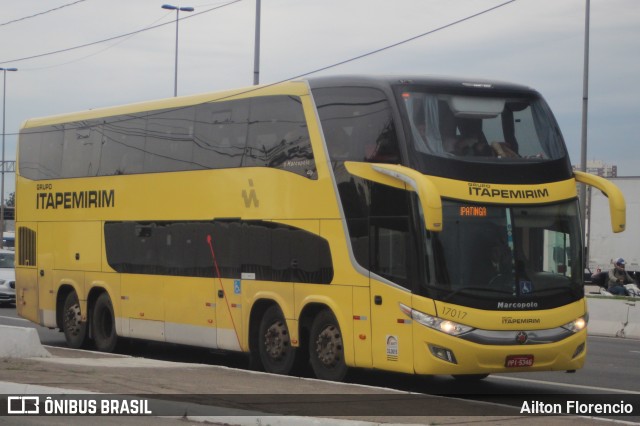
left=573, top=160, right=618, bottom=177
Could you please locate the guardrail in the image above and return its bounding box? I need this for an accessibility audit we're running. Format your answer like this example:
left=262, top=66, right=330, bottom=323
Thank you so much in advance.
left=587, top=294, right=640, bottom=339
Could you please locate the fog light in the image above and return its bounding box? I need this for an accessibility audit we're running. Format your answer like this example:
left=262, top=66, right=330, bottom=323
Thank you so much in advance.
left=572, top=342, right=585, bottom=358
left=428, top=344, right=457, bottom=364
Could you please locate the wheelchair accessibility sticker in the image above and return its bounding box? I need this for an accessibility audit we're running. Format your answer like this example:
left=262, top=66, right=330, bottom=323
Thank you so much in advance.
left=234, top=280, right=241, bottom=294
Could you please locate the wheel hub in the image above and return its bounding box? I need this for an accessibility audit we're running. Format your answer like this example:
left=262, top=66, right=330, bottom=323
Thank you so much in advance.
left=64, top=304, right=82, bottom=337
left=315, top=325, right=342, bottom=367
left=264, top=320, right=290, bottom=360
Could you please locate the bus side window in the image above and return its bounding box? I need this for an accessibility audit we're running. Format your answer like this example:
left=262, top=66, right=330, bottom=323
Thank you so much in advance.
left=144, top=107, right=197, bottom=173
left=61, top=120, right=102, bottom=178
left=38, top=125, right=64, bottom=179
left=100, top=114, right=146, bottom=175
left=194, top=100, right=249, bottom=169
left=245, top=96, right=315, bottom=179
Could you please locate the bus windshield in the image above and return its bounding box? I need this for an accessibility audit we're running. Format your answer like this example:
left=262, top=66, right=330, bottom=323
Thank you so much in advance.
left=400, top=89, right=566, bottom=162
left=425, top=200, right=583, bottom=308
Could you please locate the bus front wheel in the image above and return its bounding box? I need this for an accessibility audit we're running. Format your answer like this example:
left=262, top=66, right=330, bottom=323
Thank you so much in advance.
left=309, top=310, right=347, bottom=382
left=258, top=305, right=297, bottom=375
left=62, top=291, right=89, bottom=349
left=92, top=293, right=119, bottom=353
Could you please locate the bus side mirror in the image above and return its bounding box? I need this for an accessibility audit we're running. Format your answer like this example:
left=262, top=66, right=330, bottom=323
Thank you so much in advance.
left=574, top=171, right=626, bottom=233
left=344, top=161, right=443, bottom=232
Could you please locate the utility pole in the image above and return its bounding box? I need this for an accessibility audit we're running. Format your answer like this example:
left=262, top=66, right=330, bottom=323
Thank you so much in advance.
left=253, top=0, right=261, bottom=85
left=579, top=0, right=590, bottom=263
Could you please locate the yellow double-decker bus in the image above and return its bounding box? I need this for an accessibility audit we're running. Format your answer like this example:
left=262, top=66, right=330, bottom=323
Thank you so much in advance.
left=15, top=75, right=625, bottom=381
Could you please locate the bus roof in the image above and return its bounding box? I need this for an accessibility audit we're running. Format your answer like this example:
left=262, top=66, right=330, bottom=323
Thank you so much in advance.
left=305, top=74, right=536, bottom=94
left=21, top=75, right=537, bottom=129
left=21, top=80, right=310, bottom=129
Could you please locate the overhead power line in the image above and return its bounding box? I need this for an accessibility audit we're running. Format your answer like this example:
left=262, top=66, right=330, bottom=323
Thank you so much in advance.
left=192, top=0, right=520, bottom=103
left=0, top=0, right=243, bottom=66
left=0, top=0, right=88, bottom=28
left=5, top=0, right=518, bottom=138
left=291, top=0, right=518, bottom=80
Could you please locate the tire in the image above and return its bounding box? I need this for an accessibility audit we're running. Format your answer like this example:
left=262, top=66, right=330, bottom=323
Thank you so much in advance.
left=62, top=291, right=89, bottom=349
left=92, top=293, right=119, bottom=353
left=258, top=305, right=297, bottom=375
left=309, top=310, right=347, bottom=382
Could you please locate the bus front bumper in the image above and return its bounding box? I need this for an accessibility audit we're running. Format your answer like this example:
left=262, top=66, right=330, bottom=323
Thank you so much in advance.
left=413, top=327, right=587, bottom=375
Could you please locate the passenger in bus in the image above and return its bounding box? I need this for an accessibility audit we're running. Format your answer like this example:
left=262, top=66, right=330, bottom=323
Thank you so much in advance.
left=607, top=258, right=634, bottom=296
left=449, top=118, right=494, bottom=157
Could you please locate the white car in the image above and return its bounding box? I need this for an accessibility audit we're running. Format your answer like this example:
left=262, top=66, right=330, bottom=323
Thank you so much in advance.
left=0, top=249, right=15, bottom=305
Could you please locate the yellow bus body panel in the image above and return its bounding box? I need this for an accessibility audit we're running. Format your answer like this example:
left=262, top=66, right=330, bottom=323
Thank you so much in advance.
left=14, top=77, right=600, bottom=379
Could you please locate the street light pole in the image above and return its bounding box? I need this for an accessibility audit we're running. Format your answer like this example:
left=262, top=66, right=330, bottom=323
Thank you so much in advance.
left=0, top=67, right=17, bottom=249
left=162, top=4, right=194, bottom=97
left=253, top=0, right=261, bottom=85
left=579, top=0, right=590, bottom=264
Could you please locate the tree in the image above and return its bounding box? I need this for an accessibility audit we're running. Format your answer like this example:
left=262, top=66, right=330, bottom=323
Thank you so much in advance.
left=6, top=192, right=14, bottom=207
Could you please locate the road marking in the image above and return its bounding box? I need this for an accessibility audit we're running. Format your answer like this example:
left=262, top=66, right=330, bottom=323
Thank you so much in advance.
left=493, top=375, right=640, bottom=394
left=0, top=315, right=29, bottom=322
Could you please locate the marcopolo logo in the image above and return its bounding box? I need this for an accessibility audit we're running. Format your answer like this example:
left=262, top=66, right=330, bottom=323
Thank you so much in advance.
left=497, top=301, right=539, bottom=310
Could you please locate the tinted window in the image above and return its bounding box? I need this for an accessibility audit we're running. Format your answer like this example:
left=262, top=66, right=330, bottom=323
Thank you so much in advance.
left=104, top=220, right=333, bottom=284
left=194, top=100, right=249, bottom=169
left=18, top=128, right=44, bottom=179
left=313, top=87, right=400, bottom=167
left=313, top=87, right=413, bottom=289
left=245, top=96, right=316, bottom=178
left=19, top=95, right=316, bottom=180
left=38, top=125, right=64, bottom=179
left=100, top=114, right=146, bottom=175
left=61, top=120, right=102, bottom=178
left=145, top=107, right=197, bottom=173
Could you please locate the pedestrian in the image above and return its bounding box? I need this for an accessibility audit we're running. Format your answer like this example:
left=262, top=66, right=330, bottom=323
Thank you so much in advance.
left=607, top=258, right=634, bottom=296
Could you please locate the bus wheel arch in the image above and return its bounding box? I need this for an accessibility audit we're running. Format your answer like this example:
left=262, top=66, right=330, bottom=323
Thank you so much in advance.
left=92, top=292, right=119, bottom=353
left=308, top=308, right=348, bottom=382
left=58, top=285, right=89, bottom=349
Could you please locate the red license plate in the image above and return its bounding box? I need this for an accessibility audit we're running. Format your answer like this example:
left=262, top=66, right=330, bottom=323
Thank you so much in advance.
left=505, top=355, right=534, bottom=368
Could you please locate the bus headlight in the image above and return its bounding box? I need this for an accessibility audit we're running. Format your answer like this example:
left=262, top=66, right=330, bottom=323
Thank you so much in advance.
left=561, top=315, right=588, bottom=333
left=399, top=303, right=474, bottom=336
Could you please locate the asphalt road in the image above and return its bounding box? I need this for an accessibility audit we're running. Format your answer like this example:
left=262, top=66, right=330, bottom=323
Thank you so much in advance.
left=1, top=303, right=639, bottom=424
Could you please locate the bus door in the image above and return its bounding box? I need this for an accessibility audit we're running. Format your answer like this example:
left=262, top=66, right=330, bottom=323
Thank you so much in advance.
left=370, top=279, right=414, bottom=373
left=36, top=223, right=54, bottom=325
left=209, top=221, right=244, bottom=351
left=368, top=208, right=415, bottom=374
left=15, top=223, right=41, bottom=325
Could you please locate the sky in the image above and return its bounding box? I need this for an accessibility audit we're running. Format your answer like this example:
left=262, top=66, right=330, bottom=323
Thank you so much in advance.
left=0, top=0, right=638, bottom=197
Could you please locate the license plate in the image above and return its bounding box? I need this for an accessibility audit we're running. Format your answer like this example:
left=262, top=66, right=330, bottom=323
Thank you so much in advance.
left=505, top=355, right=534, bottom=368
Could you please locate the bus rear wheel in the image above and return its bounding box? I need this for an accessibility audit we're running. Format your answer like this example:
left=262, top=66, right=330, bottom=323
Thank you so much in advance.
left=62, top=291, right=88, bottom=349
left=258, top=305, right=296, bottom=375
left=92, top=293, right=119, bottom=353
left=309, top=310, right=347, bottom=382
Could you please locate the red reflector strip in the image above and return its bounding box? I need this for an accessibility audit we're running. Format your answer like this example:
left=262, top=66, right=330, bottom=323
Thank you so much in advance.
left=397, top=319, right=412, bottom=324
left=353, top=315, right=368, bottom=321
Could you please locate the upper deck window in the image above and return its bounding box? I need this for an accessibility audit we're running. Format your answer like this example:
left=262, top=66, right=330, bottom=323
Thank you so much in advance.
left=313, top=87, right=400, bottom=167
left=18, top=95, right=316, bottom=180
left=400, top=90, right=565, bottom=162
